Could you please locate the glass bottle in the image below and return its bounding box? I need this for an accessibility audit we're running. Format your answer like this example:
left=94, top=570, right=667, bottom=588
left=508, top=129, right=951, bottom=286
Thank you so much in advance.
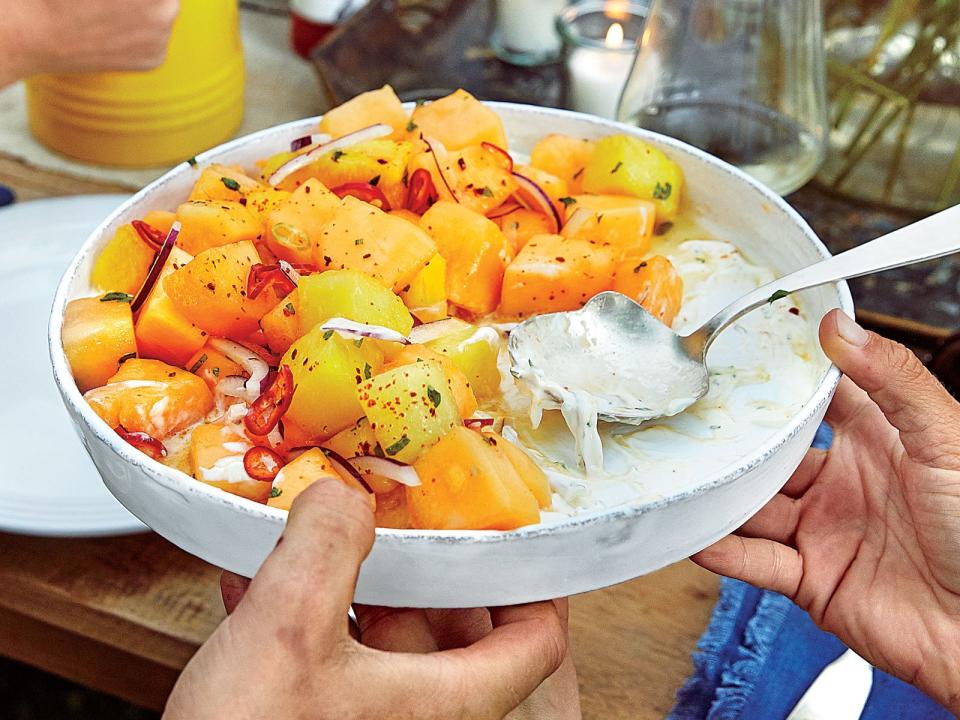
left=617, top=0, right=828, bottom=195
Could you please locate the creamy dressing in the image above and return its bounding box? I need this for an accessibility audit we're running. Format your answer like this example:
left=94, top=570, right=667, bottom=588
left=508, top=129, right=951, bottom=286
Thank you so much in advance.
left=490, top=234, right=826, bottom=522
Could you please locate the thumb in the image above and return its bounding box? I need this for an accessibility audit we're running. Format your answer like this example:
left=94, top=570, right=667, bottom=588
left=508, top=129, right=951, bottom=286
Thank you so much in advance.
left=820, top=309, right=960, bottom=469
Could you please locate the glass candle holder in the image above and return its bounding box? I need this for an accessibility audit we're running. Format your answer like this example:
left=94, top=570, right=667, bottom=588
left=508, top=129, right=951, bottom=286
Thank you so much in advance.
left=557, top=1, right=648, bottom=120
left=492, top=0, right=568, bottom=67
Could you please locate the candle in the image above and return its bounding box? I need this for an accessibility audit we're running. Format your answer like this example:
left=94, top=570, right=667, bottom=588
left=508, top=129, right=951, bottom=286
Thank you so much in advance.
left=558, top=1, right=646, bottom=120
left=493, top=0, right=568, bottom=66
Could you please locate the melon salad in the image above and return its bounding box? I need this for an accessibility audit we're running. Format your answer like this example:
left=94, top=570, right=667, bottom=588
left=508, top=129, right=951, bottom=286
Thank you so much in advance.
left=61, top=85, right=687, bottom=531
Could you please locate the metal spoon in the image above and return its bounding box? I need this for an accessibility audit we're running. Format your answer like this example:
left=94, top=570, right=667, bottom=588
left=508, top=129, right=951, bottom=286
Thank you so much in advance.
left=508, top=204, right=960, bottom=426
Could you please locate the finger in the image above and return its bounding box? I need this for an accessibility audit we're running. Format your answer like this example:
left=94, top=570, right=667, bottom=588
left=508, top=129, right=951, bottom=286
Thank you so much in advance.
left=737, top=493, right=801, bottom=545
left=424, top=608, right=492, bottom=650
left=781, top=448, right=828, bottom=498
left=444, top=601, right=567, bottom=718
left=822, top=376, right=873, bottom=428
left=220, top=571, right=251, bottom=614
left=820, top=309, right=960, bottom=470
left=353, top=605, right=438, bottom=653
left=692, top=535, right=802, bottom=598
left=240, top=478, right=375, bottom=634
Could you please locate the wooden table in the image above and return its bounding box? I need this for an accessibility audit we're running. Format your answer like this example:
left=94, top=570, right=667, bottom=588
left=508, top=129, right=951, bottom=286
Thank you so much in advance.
left=0, top=156, right=719, bottom=718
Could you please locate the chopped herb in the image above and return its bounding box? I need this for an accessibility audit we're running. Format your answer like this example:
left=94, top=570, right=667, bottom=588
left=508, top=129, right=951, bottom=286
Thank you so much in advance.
left=283, top=302, right=296, bottom=316
left=373, top=442, right=386, bottom=458
left=186, top=156, right=198, bottom=167
left=385, top=435, right=410, bottom=456
left=654, top=221, right=673, bottom=236
left=573, top=167, right=584, bottom=180
left=118, top=352, right=137, bottom=365
left=354, top=339, right=364, bottom=348
left=354, top=238, right=364, bottom=245
left=269, top=487, right=282, bottom=498
left=323, top=330, right=334, bottom=340
left=652, top=181, right=672, bottom=200
left=212, top=367, right=220, bottom=377
left=369, top=175, right=381, bottom=186
left=768, top=289, right=791, bottom=303
left=558, top=196, right=576, bottom=207
left=479, top=186, right=494, bottom=197
left=101, top=292, right=133, bottom=303
left=426, top=385, right=442, bottom=407
left=189, top=354, right=208, bottom=373
left=363, top=362, right=372, bottom=380
left=611, top=161, right=623, bottom=174
left=332, top=150, right=345, bottom=163
left=597, top=214, right=604, bottom=223
left=484, top=435, right=497, bottom=446
left=221, top=177, right=241, bottom=191
left=406, top=120, right=418, bottom=132
left=415, top=98, right=427, bottom=106
left=633, top=261, right=648, bottom=273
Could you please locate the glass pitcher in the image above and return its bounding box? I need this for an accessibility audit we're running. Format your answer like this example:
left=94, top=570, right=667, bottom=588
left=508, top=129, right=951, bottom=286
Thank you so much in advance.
left=617, top=0, right=828, bottom=195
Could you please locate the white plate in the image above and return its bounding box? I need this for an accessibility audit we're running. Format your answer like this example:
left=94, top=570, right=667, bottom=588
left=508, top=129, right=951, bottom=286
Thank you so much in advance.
left=0, top=194, right=145, bottom=537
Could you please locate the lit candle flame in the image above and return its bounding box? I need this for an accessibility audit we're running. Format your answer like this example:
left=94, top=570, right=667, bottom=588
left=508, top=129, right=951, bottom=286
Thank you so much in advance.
left=605, top=22, right=624, bottom=49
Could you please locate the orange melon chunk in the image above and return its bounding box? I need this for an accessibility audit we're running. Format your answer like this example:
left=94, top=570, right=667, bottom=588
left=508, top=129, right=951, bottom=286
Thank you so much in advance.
left=90, top=225, right=156, bottom=296
left=318, top=85, right=409, bottom=141
left=62, top=296, right=137, bottom=393
left=84, top=359, right=213, bottom=440
left=529, top=134, right=595, bottom=194
left=499, top=233, right=617, bottom=317
left=174, top=200, right=262, bottom=256
left=142, top=210, right=176, bottom=236
left=485, top=430, right=551, bottom=508
left=185, top=346, right=244, bottom=390
left=497, top=208, right=555, bottom=253
left=259, top=291, right=300, bottom=355
left=268, top=448, right=375, bottom=511
left=561, top=195, right=655, bottom=256
left=613, top=255, right=683, bottom=327
left=164, top=240, right=281, bottom=338
left=264, top=178, right=340, bottom=265
left=189, top=423, right=270, bottom=503
left=134, top=247, right=207, bottom=367
left=408, top=426, right=540, bottom=530
left=187, top=164, right=265, bottom=203
left=419, top=201, right=513, bottom=315
left=409, top=89, right=508, bottom=151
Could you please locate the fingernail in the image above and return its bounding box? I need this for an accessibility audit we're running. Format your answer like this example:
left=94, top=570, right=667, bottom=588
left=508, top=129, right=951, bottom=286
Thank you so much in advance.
left=835, top=311, right=868, bottom=347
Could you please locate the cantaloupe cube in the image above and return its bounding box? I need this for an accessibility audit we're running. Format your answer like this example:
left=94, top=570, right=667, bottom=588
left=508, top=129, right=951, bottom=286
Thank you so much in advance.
left=314, top=196, right=437, bottom=292
left=612, top=255, right=683, bottom=327
left=422, top=322, right=503, bottom=401
left=514, top=164, right=570, bottom=218
left=189, top=423, right=270, bottom=503
left=175, top=200, right=262, bottom=256
left=419, top=201, right=513, bottom=316
left=84, top=359, right=213, bottom=439
left=409, top=89, right=508, bottom=150
left=562, top=195, right=655, bottom=256
left=142, top=210, right=176, bottom=236
left=185, top=346, right=244, bottom=390
left=485, top=431, right=551, bottom=508
left=529, top=134, right=595, bottom=194
left=497, top=208, right=555, bottom=253
left=408, top=426, right=540, bottom=530
left=134, top=247, right=207, bottom=367
left=581, top=135, right=684, bottom=221
left=297, top=268, right=414, bottom=337
left=375, top=486, right=411, bottom=528
left=245, top=188, right=291, bottom=224
left=165, top=240, right=280, bottom=338
left=265, top=179, right=340, bottom=265
left=358, top=359, right=459, bottom=464
left=499, top=234, right=617, bottom=317
left=318, top=85, right=409, bottom=141
left=187, top=164, right=265, bottom=203
left=281, top=326, right=382, bottom=439
left=259, top=291, right=300, bottom=355
left=268, top=447, right=375, bottom=511
left=62, top=296, right=137, bottom=393
left=398, top=253, right=447, bottom=323
left=90, top=225, right=156, bottom=296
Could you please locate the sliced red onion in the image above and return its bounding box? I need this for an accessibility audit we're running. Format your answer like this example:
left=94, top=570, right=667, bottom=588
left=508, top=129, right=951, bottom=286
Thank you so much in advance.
left=290, top=133, right=331, bottom=152
left=209, top=338, right=270, bottom=400
left=320, top=317, right=411, bottom=345
left=464, top=417, right=495, bottom=429
left=347, top=455, right=421, bottom=487
left=422, top=136, right=457, bottom=201
left=277, top=260, right=301, bottom=287
left=214, top=375, right=251, bottom=414
left=480, top=141, right=514, bottom=172
left=131, top=221, right=180, bottom=313
left=486, top=201, right=522, bottom=220
left=268, top=124, right=393, bottom=186
left=323, top=448, right=374, bottom=494
left=513, top=173, right=561, bottom=233
left=407, top=317, right=466, bottom=344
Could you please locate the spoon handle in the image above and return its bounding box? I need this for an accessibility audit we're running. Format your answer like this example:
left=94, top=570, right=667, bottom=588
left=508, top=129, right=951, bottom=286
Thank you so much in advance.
left=691, top=203, right=960, bottom=354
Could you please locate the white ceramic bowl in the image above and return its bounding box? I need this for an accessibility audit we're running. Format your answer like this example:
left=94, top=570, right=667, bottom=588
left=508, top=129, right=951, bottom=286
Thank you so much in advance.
left=50, top=105, right=853, bottom=607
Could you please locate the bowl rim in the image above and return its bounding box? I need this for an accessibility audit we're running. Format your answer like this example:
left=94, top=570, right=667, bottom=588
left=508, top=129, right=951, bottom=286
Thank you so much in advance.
left=49, top=102, right=853, bottom=547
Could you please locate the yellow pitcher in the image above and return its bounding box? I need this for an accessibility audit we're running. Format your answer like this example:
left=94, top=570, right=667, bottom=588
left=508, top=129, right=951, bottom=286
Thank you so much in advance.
left=26, top=0, right=244, bottom=168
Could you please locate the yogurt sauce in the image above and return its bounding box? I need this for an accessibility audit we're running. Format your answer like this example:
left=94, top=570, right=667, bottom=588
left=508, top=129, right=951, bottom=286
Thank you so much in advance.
left=493, top=233, right=827, bottom=523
